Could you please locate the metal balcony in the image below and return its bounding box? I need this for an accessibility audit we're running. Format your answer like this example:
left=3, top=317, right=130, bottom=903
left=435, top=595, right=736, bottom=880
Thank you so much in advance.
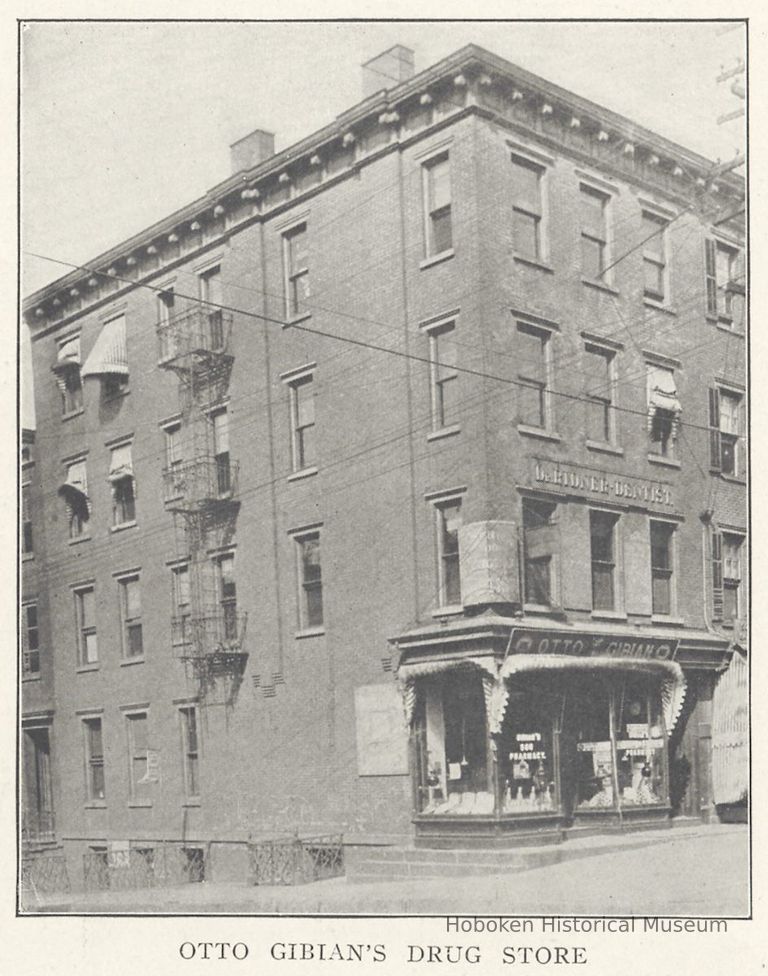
left=163, top=456, right=239, bottom=510
left=157, top=307, right=233, bottom=369
left=172, top=609, right=248, bottom=669
left=22, top=809, right=56, bottom=846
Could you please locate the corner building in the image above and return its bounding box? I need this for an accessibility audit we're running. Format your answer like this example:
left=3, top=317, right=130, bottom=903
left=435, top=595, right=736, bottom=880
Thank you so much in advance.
left=23, top=45, right=747, bottom=879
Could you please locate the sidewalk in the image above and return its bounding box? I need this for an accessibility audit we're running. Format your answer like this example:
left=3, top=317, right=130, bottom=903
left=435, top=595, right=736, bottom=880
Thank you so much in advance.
left=25, top=823, right=749, bottom=916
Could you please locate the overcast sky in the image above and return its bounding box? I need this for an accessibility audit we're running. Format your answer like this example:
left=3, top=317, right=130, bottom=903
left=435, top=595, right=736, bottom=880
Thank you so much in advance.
left=20, top=19, right=746, bottom=424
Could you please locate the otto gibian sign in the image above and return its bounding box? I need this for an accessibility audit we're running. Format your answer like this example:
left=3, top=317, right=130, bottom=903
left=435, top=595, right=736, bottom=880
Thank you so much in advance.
left=509, top=629, right=679, bottom=661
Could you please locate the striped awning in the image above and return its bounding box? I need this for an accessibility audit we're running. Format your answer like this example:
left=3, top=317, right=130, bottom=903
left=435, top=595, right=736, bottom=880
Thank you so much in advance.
left=58, top=459, right=89, bottom=509
left=81, top=315, right=128, bottom=379
left=712, top=651, right=749, bottom=805
left=647, top=366, right=682, bottom=417
left=108, top=443, right=133, bottom=482
left=52, top=335, right=81, bottom=372
left=396, top=656, right=497, bottom=727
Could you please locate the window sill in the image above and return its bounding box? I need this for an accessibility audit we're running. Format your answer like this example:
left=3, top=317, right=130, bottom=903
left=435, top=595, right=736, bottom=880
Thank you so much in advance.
left=514, top=254, right=554, bottom=274
left=523, top=603, right=559, bottom=615
left=128, top=799, right=153, bottom=809
left=651, top=615, right=686, bottom=626
left=517, top=425, right=561, bottom=443
left=84, top=801, right=107, bottom=810
left=22, top=672, right=42, bottom=682
left=647, top=454, right=681, bottom=469
left=283, top=311, right=313, bottom=329
left=120, top=656, right=145, bottom=667
left=102, top=388, right=131, bottom=402
left=295, top=627, right=325, bottom=640
left=427, top=425, right=460, bottom=443
left=586, top=440, right=623, bottom=456
left=590, top=611, right=628, bottom=621
left=76, top=663, right=100, bottom=674
left=62, top=408, right=85, bottom=422
left=183, top=798, right=201, bottom=808
left=432, top=605, right=464, bottom=619
left=69, top=535, right=92, bottom=546
left=716, top=322, right=744, bottom=337
left=643, top=298, right=676, bottom=316
left=110, top=520, right=138, bottom=534
left=287, top=466, right=318, bottom=483
left=22, top=552, right=35, bottom=562
left=420, top=249, right=455, bottom=271
left=581, top=277, right=619, bottom=296
left=718, top=473, right=747, bottom=485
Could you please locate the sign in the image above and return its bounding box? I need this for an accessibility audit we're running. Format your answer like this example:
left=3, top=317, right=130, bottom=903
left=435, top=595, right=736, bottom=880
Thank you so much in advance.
left=354, top=684, right=409, bottom=776
left=508, top=629, right=679, bottom=661
left=458, top=521, right=519, bottom=607
left=533, top=461, right=673, bottom=508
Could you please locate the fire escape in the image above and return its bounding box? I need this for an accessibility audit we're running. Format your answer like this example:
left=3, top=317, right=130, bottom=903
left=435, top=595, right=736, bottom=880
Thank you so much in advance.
left=157, top=304, right=247, bottom=705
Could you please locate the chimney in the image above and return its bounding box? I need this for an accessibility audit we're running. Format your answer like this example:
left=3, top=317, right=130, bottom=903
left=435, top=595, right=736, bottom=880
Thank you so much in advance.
left=362, top=45, right=415, bottom=99
left=229, top=129, right=275, bottom=174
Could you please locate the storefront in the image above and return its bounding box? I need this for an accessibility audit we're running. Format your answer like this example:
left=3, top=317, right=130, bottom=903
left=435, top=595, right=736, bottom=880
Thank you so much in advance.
left=395, top=622, right=696, bottom=847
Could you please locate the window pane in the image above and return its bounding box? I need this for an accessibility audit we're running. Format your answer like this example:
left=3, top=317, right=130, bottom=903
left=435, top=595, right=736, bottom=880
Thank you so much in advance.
left=301, top=537, right=321, bottom=581
left=517, top=326, right=546, bottom=383
left=212, top=411, right=229, bottom=453
left=305, top=583, right=324, bottom=628
left=519, top=382, right=545, bottom=427
left=525, top=557, right=551, bottom=604
left=430, top=207, right=453, bottom=253
left=88, top=720, right=103, bottom=757
left=721, top=435, right=737, bottom=475
left=513, top=209, right=539, bottom=259
left=443, top=556, right=462, bottom=606
left=288, top=227, right=308, bottom=271
left=511, top=157, right=541, bottom=212
left=81, top=590, right=95, bottom=628
left=723, top=582, right=739, bottom=621
left=650, top=523, right=673, bottom=570
left=428, top=158, right=451, bottom=211
left=130, top=715, right=148, bottom=754
left=586, top=398, right=609, bottom=442
left=642, top=214, right=666, bottom=259
left=643, top=258, right=665, bottom=297
left=591, top=515, right=614, bottom=562
left=652, top=574, right=671, bottom=615
left=720, top=393, right=740, bottom=434
left=295, top=381, right=315, bottom=427
left=124, top=579, right=141, bottom=617
left=592, top=565, right=614, bottom=611
left=580, top=186, right=606, bottom=238
left=84, top=632, right=99, bottom=663
left=581, top=235, right=604, bottom=278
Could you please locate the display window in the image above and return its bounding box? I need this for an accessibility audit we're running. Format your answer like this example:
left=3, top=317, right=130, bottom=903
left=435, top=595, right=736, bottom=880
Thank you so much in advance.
left=615, top=674, right=668, bottom=806
left=498, top=680, right=558, bottom=815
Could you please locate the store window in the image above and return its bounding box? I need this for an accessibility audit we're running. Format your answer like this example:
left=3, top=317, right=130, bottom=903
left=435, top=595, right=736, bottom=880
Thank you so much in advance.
left=499, top=680, right=557, bottom=815
left=422, top=154, right=453, bottom=258
left=590, top=511, right=618, bottom=612
left=615, top=675, right=667, bottom=807
left=522, top=499, right=558, bottom=606
left=650, top=521, right=675, bottom=616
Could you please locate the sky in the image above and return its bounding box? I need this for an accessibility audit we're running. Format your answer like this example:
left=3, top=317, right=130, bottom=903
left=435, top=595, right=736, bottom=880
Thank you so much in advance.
left=19, top=19, right=746, bottom=425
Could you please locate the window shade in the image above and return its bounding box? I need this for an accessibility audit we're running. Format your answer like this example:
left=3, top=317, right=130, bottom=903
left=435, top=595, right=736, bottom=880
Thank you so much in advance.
left=81, top=316, right=128, bottom=379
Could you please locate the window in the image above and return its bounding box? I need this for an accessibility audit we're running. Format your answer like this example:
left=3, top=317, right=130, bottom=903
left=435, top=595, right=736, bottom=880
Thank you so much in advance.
left=179, top=706, right=200, bottom=799
left=580, top=184, right=610, bottom=280
left=523, top=500, right=558, bottom=606
left=423, top=154, right=452, bottom=257
left=22, top=483, right=33, bottom=555
left=54, top=334, right=82, bottom=414
left=709, top=387, right=743, bottom=477
left=119, top=575, right=143, bottom=659
left=584, top=344, right=616, bottom=444
left=642, top=211, right=669, bottom=302
left=199, top=266, right=224, bottom=348
left=75, top=586, right=98, bottom=666
left=436, top=498, right=462, bottom=608
left=61, top=458, right=90, bottom=539
left=216, top=554, right=238, bottom=642
left=722, top=534, right=743, bottom=623
left=104, top=371, right=129, bottom=399
left=22, top=602, right=40, bottom=676
left=83, top=717, right=105, bottom=801
left=109, top=443, right=135, bottom=526
left=164, top=421, right=184, bottom=498
left=590, top=511, right=618, bottom=612
left=172, top=564, right=191, bottom=646
left=705, top=238, right=741, bottom=325
left=289, top=374, right=315, bottom=472
left=650, top=520, right=675, bottom=616
left=295, top=530, right=323, bottom=630
left=283, top=224, right=310, bottom=319
left=158, top=288, right=176, bottom=360
left=427, top=320, right=458, bottom=431
left=647, top=365, right=681, bottom=459
left=211, top=408, right=231, bottom=495
left=81, top=314, right=129, bottom=397
left=126, top=712, right=149, bottom=801
left=510, top=154, right=544, bottom=261
left=517, top=323, right=551, bottom=430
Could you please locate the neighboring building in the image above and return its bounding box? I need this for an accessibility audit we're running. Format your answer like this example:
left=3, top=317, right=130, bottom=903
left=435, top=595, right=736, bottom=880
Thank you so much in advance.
left=22, top=44, right=746, bottom=881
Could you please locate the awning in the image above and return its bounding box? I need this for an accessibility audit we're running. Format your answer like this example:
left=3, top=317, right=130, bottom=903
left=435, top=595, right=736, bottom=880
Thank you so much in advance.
left=712, top=650, right=748, bottom=805
left=81, top=315, right=128, bottom=379
left=108, top=443, right=134, bottom=482
left=499, top=654, right=686, bottom=734
left=396, top=656, right=497, bottom=728
left=52, top=335, right=81, bottom=372
left=647, top=366, right=682, bottom=416
left=58, top=459, right=89, bottom=510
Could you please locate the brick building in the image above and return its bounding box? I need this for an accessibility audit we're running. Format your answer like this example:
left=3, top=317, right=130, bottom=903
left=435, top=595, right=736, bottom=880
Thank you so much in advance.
left=22, top=44, right=747, bottom=882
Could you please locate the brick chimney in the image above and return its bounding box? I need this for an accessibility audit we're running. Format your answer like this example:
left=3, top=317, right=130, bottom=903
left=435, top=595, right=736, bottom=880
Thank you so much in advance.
left=230, top=129, right=275, bottom=174
left=362, top=45, right=415, bottom=99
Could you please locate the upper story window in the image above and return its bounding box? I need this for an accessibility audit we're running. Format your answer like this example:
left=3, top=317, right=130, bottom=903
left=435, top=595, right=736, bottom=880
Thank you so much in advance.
left=298, top=531, right=324, bottom=631
left=510, top=154, right=545, bottom=262
left=422, top=154, right=453, bottom=258
left=171, top=563, right=191, bottom=647
left=580, top=184, right=610, bottom=281
left=647, top=364, right=681, bottom=461
left=642, top=211, right=669, bottom=303
left=722, top=533, right=744, bottom=623
left=584, top=343, right=617, bottom=446
left=179, top=705, right=200, bottom=800
left=81, top=314, right=129, bottom=399
left=522, top=499, right=558, bottom=607
left=426, top=319, right=458, bottom=433
left=109, top=442, right=136, bottom=527
left=22, top=602, right=40, bottom=676
left=158, top=288, right=176, bottom=360
left=287, top=370, right=316, bottom=473
left=709, top=386, right=744, bottom=477
left=590, top=510, right=618, bottom=612
left=434, top=496, right=462, bottom=609
left=59, top=458, right=90, bottom=540
left=211, top=408, right=231, bottom=496
left=83, top=716, right=105, bottom=802
left=283, top=223, right=310, bottom=320
left=126, top=711, right=150, bottom=802
left=163, top=420, right=184, bottom=499
left=705, top=238, right=743, bottom=329
left=517, top=322, right=552, bottom=431
left=650, top=520, right=676, bottom=616
left=199, top=266, right=224, bottom=349
left=75, top=585, right=98, bottom=666
left=215, top=553, right=238, bottom=642
left=21, top=483, right=33, bottom=555
left=52, top=334, right=82, bottom=415
left=118, top=574, right=143, bottom=659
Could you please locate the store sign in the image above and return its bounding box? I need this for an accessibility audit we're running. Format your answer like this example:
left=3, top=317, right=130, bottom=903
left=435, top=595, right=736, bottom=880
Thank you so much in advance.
left=533, top=461, right=673, bottom=507
left=509, top=629, right=679, bottom=661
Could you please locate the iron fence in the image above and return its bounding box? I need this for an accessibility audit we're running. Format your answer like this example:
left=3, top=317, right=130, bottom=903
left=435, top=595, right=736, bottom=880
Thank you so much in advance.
left=248, top=834, right=344, bottom=886
left=83, top=844, right=207, bottom=892
left=21, top=853, right=70, bottom=897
